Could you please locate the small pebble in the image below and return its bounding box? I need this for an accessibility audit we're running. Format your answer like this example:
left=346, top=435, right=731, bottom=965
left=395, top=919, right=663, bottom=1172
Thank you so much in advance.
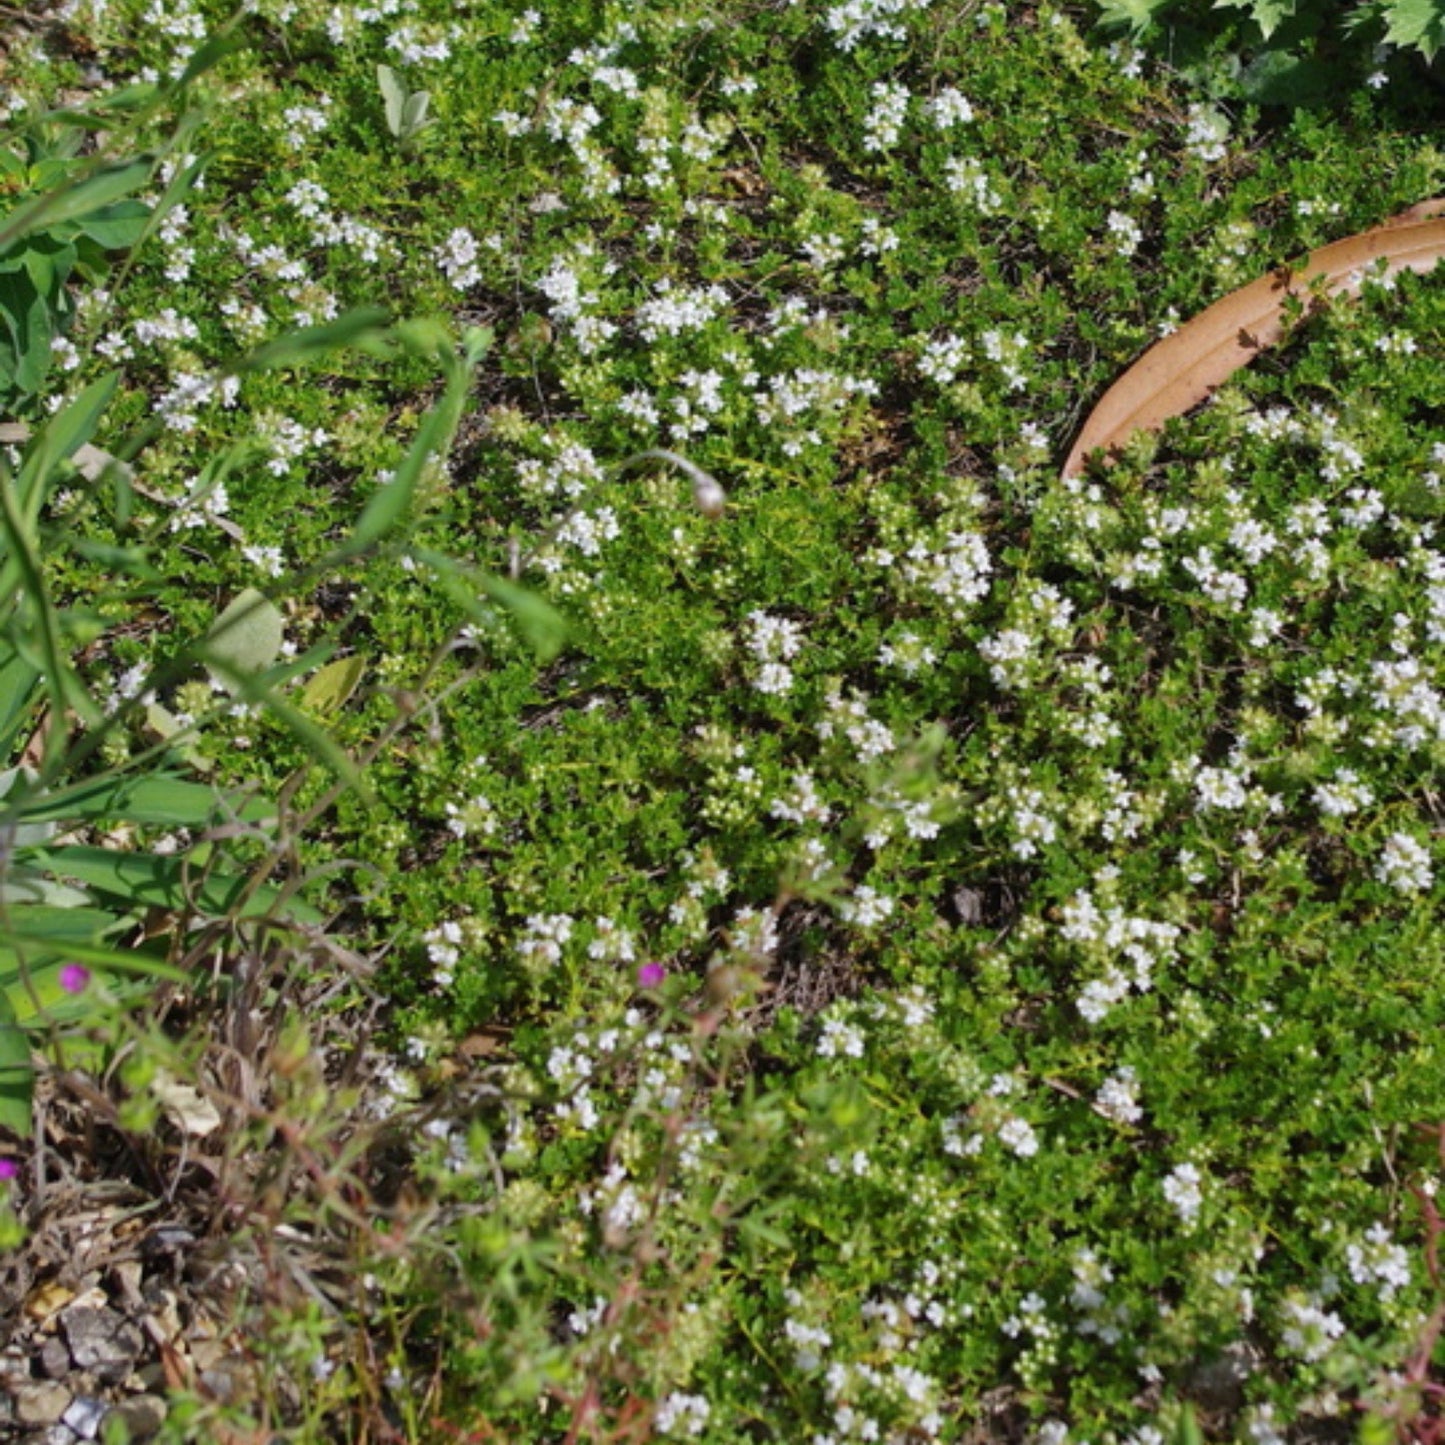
left=62, top=1396, right=108, bottom=1440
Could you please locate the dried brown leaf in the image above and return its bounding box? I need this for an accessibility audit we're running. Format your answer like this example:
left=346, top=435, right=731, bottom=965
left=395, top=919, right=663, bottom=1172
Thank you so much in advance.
left=1061, top=198, right=1445, bottom=480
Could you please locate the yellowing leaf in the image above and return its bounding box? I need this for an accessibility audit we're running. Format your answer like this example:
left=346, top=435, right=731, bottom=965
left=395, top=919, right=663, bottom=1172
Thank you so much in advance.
left=1063, top=198, right=1445, bottom=480
left=299, top=653, right=367, bottom=715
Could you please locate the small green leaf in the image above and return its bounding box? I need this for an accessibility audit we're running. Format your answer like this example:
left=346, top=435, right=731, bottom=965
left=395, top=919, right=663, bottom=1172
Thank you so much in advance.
left=300, top=653, right=367, bottom=715
left=204, top=588, right=285, bottom=693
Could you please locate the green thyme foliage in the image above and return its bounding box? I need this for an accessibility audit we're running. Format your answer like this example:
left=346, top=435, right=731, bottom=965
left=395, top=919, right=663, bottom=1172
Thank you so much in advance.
left=5, top=0, right=1445, bottom=1440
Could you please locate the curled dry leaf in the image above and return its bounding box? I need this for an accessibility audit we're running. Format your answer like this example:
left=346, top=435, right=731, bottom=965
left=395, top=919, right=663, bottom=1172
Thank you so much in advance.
left=1061, top=197, right=1445, bottom=480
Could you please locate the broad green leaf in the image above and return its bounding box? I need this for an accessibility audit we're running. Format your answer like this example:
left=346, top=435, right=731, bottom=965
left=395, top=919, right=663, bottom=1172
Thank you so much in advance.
left=0, top=903, right=125, bottom=944
left=300, top=653, right=367, bottom=715
left=402, top=92, right=432, bottom=134
left=0, top=866, right=90, bottom=908
left=37, top=846, right=322, bottom=924
left=12, top=772, right=275, bottom=827
left=69, top=198, right=152, bottom=251
left=378, top=64, right=406, bottom=134
left=204, top=588, right=285, bottom=693
left=1214, top=0, right=1296, bottom=38
left=0, top=267, right=50, bottom=398
left=1383, top=0, right=1445, bottom=58
left=226, top=306, right=390, bottom=375
left=0, top=155, right=154, bottom=255
left=0, top=938, right=184, bottom=990
left=1094, top=0, right=1174, bottom=33
left=0, top=985, right=31, bottom=1138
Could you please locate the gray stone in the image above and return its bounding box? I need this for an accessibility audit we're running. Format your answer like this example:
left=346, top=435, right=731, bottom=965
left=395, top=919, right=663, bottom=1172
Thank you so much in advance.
left=61, top=1396, right=108, bottom=1440
left=13, top=1381, right=69, bottom=1426
left=61, top=1306, right=143, bottom=1383
left=106, top=1395, right=167, bottom=1440
left=38, top=1336, right=72, bottom=1379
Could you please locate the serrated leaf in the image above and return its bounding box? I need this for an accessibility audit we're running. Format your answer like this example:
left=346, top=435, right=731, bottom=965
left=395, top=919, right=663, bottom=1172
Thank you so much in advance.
left=1382, top=0, right=1445, bottom=59
left=1063, top=198, right=1445, bottom=479
left=1094, top=0, right=1174, bottom=34
left=204, top=588, right=285, bottom=693
left=1214, top=0, right=1296, bottom=39
left=300, top=653, right=367, bottom=715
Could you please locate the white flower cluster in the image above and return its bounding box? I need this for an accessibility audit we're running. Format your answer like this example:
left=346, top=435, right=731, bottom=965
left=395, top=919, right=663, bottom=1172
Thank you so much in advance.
left=444, top=793, right=498, bottom=841
left=752, top=368, right=878, bottom=456
left=1184, top=103, right=1229, bottom=163
left=1071, top=1248, right=1129, bottom=1344
left=1312, top=768, right=1374, bottom=819
left=637, top=279, right=729, bottom=341
left=818, top=687, right=895, bottom=761
left=746, top=610, right=805, bottom=696
left=423, top=919, right=465, bottom=987
left=435, top=226, right=483, bottom=291
left=1060, top=889, right=1180, bottom=1024
left=770, top=771, right=831, bottom=825
left=261, top=415, right=329, bottom=477
left=516, top=913, right=574, bottom=973
left=925, top=87, right=974, bottom=127
left=1106, top=209, right=1143, bottom=257
left=943, top=155, right=1003, bottom=213
left=1375, top=831, right=1434, bottom=895
left=838, top=884, right=895, bottom=929
left=817, top=0, right=934, bottom=51
left=918, top=332, right=968, bottom=385
left=1163, top=1162, right=1205, bottom=1228
left=863, top=81, right=910, bottom=152
left=654, top=1393, right=710, bottom=1437
left=817, top=1013, right=867, bottom=1059
left=1345, top=1222, right=1412, bottom=1302
left=1279, top=1295, right=1345, bottom=1362
left=877, top=630, right=938, bottom=676
left=885, top=527, right=993, bottom=620
left=1094, top=1065, right=1142, bottom=1125
left=281, top=99, right=330, bottom=150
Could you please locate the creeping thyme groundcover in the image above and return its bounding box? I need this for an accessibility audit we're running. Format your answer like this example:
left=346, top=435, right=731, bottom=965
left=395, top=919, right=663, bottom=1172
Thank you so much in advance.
left=4, top=0, right=1445, bottom=1439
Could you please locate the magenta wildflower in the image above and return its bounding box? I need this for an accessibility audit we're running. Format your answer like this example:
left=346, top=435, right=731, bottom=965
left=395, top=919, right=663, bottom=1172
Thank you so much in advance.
left=0, top=1158, right=18, bottom=1181
left=59, top=964, right=91, bottom=995
left=637, top=962, right=666, bottom=988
